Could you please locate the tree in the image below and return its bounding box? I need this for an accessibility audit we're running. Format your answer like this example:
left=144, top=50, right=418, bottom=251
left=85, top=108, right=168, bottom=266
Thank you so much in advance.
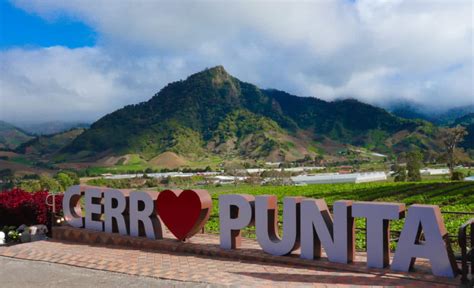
left=55, top=172, right=75, bottom=191
left=406, top=150, right=422, bottom=182
left=145, top=167, right=154, bottom=174
left=442, top=126, right=468, bottom=179
left=39, top=176, right=61, bottom=192
left=393, top=164, right=406, bottom=182
left=59, top=171, right=80, bottom=185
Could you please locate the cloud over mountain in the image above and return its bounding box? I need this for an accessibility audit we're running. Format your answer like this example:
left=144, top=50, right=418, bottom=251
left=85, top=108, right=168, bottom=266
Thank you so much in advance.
left=1, top=0, right=472, bottom=123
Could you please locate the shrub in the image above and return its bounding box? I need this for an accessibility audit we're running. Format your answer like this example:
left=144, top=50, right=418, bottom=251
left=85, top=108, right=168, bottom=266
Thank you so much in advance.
left=19, top=180, right=42, bottom=192
left=451, top=171, right=465, bottom=181
left=55, top=172, right=75, bottom=190
left=0, top=188, right=63, bottom=227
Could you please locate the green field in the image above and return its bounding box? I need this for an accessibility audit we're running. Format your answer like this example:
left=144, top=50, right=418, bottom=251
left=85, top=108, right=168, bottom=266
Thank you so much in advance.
left=80, top=155, right=224, bottom=175
left=199, top=181, right=474, bottom=251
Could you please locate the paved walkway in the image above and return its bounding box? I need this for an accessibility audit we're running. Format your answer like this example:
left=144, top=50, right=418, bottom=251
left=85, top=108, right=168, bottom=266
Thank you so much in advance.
left=0, top=239, right=458, bottom=287
left=0, top=257, right=213, bottom=288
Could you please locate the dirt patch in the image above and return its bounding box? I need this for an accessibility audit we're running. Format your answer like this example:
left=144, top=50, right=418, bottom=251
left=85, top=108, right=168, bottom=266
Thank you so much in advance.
left=320, top=137, right=346, bottom=154
left=265, top=149, right=285, bottom=162
left=97, top=154, right=144, bottom=166
left=149, top=152, right=187, bottom=169
left=386, top=130, right=411, bottom=146
left=97, top=155, right=126, bottom=166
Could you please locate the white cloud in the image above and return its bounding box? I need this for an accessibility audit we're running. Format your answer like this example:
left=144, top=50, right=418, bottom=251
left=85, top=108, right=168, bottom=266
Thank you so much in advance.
left=1, top=0, right=473, bottom=123
left=0, top=47, right=193, bottom=123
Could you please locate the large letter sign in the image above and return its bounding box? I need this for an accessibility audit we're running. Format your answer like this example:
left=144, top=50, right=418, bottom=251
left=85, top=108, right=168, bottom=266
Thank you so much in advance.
left=218, top=196, right=457, bottom=277
left=129, top=191, right=162, bottom=239
left=300, top=199, right=354, bottom=264
left=157, top=189, right=212, bottom=241
left=391, top=205, right=458, bottom=277
left=219, top=194, right=255, bottom=249
left=63, top=186, right=84, bottom=228
left=255, top=196, right=301, bottom=256
left=84, top=187, right=104, bottom=231
left=62, top=186, right=210, bottom=242
left=104, top=189, right=129, bottom=235
left=352, top=202, right=405, bottom=268
left=62, top=186, right=458, bottom=278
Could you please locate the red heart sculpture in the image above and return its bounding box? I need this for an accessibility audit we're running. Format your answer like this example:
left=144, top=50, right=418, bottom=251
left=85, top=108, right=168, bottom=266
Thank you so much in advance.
left=156, top=189, right=212, bottom=241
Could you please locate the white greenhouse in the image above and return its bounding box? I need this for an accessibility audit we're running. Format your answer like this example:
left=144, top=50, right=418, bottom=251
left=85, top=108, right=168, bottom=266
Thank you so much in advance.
left=291, top=172, right=387, bottom=185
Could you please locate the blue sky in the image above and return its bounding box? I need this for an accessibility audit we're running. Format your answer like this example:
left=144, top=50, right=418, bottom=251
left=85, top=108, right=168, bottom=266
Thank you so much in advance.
left=0, top=1, right=95, bottom=49
left=0, top=0, right=472, bottom=124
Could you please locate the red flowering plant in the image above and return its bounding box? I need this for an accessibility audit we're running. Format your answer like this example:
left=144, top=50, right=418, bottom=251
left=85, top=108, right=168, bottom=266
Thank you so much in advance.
left=0, top=188, right=64, bottom=228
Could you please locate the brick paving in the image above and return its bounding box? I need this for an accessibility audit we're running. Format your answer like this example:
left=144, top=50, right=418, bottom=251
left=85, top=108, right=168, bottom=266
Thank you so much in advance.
left=0, top=227, right=461, bottom=287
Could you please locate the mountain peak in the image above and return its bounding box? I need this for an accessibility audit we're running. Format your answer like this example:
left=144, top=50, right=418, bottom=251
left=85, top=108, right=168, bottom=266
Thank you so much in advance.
left=205, top=65, right=227, bottom=74
left=189, top=65, right=230, bottom=81
left=184, top=65, right=237, bottom=92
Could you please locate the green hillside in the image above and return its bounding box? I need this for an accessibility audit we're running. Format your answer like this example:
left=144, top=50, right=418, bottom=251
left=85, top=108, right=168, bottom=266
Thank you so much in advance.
left=0, top=121, right=33, bottom=149
left=62, top=66, right=446, bottom=163
left=16, top=128, right=85, bottom=156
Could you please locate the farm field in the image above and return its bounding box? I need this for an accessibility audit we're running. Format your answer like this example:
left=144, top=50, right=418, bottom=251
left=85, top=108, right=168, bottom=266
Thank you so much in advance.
left=78, top=155, right=224, bottom=175
left=199, top=181, right=474, bottom=251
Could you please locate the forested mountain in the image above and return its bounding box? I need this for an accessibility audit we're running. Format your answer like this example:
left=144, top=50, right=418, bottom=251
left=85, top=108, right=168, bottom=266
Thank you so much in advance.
left=391, top=103, right=474, bottom=126
left=62, top=66, right=448, bottom=162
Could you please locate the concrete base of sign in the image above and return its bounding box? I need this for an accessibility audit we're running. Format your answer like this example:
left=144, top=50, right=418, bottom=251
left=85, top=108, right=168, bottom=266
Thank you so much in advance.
left=52, top=225, right=459, bottom=285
